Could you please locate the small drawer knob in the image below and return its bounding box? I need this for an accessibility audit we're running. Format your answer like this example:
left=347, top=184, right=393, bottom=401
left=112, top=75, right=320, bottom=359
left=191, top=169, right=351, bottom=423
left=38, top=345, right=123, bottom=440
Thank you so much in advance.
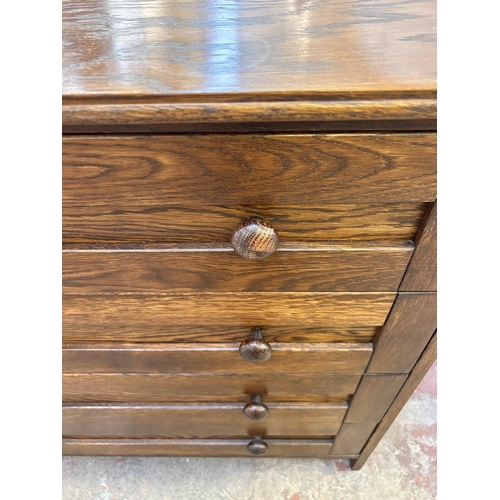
left=239, top=328, right=272, bottom=363
left=231, top=216, right=279, bottom=260
left=247, top=435, right=268, bottom=456
left=243, top=395, right=269, bottom=421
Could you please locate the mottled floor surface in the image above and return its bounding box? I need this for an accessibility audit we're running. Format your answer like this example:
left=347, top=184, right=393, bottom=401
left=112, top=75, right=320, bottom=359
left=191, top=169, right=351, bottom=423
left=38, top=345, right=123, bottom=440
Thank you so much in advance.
left=62, top=362, right=437, bottom=500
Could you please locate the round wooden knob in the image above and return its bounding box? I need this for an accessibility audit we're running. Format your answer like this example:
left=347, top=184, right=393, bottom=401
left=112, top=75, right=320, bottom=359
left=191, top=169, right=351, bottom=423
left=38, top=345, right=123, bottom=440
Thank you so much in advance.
left=243, top=395, right=269, bottom=421
left=231, top=216, right=279, bottom=260
left=239, top=328, right=272, bottom=363
left=247, top=436, right=268, bottom=456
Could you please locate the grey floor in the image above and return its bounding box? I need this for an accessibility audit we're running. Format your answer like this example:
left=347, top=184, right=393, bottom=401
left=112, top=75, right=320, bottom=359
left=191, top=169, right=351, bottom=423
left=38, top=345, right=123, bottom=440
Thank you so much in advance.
left=62, top=363, right=437, bottom=500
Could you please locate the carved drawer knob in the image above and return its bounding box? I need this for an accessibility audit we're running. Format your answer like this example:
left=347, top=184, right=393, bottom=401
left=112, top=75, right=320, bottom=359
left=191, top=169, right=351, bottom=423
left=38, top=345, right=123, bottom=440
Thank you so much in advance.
left=239, top=328, right=272, bottom=363
left=247, top=435, right=268, bottom=456
left=243, top=395, right=269, bottom=421
left=231, top=216, right=279, bottom=260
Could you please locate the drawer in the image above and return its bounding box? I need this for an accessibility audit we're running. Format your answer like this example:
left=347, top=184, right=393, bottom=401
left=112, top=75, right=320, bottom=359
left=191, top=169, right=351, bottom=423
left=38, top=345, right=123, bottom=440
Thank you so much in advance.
left=63, top=293, right=396, bottom=331
left=63, top=202, right=428, bottom=243
left=62, top=342, right=372, bottom=374
left=62, top=134, right=436, bottom=242
left=63, top=324, right=378, bottom=344
left=63, top=401, right=348, bottom=438
left=62, top=241, right=413, bottom=293
left=62, top=134, right=436, bottom=205
left=62, top=373, right=361, bottom=403
left=62, top=438, right=348, bottom=458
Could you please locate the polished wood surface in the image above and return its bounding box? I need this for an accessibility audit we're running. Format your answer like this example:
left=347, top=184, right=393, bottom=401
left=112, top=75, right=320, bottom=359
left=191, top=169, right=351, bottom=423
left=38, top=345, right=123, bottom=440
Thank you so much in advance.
left=62, top=242, right=413, bottom=293
left=62, top=135, right=436, bottom=212
left=62, top=0, right=437, bottom=464
left=62, top=0, right=436, bottom=132
left=62, top=373, right=360, bottom=403
left=366, top=293, right=437, bottom=374
left=62, top=100, right=436, bottom=133
left=344, top=374, right=407, bottom=423
left=351, top=332, right=437, bottom=470
left=63, top=402, right=348, bottom=438
left=63, top=293, right=396, bottom=329
left=63, top=0, right=436, bottom=131
left=63, top=325, right=378, bottom=344
left=400, top=201, right=437, bottom=291
left=330, top=422, right=377, bottom=456
left=63, top=202, right=427, bottom=243
left=62, top=342, right=372, bottom=374
left=62, top=438, right=353, bottom=458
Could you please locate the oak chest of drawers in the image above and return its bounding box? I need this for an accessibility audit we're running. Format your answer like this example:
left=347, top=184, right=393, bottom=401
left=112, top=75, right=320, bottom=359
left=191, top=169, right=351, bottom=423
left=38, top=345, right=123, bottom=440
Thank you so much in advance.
left=62, top=0, right=437, bottom=469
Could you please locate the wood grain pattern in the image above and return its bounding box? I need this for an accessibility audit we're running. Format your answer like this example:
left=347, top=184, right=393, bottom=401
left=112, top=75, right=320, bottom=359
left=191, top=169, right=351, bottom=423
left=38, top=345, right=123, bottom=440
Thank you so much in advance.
left=400, top=201, right=437, bottom=291
left=330, top=423, right=377, bottom=455
left=62, top=243, right=414, bottom=293
left=63, top=202, right=428, bottom=243
left=344, top=375, right=407, bottom=423
left=62, top=325, right=378, bottom=344
left=62, top=0, right=436, bottom=101
left=62, top=342, right=373, bottom=374
left=62, top=100, right=436, bottom=132
left=351, top=332, right=437, bottom=470
left=62, top=438, right=355, bottom=458
left=367, top=293, right=437, bottom=373
left=62, top=373, right=360, bottom=403
left=63, top=293, right=396, bottom=329
left=62, top=402, right=348, bottom=438
left=62, top=135, right=436, bottom=214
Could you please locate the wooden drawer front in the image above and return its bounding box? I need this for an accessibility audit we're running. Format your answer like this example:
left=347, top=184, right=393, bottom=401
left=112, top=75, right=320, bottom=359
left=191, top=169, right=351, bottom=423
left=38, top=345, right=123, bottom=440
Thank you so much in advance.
left=63, top=134, right=435, bottom=242
left=62, top=134, right=436, bottom=205
left=64, top=324, right=378, bottom=344
left=63, top=242, right=413, bottom=293
left=63, top=343, right=372, bottom=374
left=63, top=293, right=396, bottom=331
left=63, top=202, right=428, bottom=243
left=63, top=402, right=348, bottom=438
left=63, top=438, right=348, bottom=458
left=62, top=373, right=361, bottom=403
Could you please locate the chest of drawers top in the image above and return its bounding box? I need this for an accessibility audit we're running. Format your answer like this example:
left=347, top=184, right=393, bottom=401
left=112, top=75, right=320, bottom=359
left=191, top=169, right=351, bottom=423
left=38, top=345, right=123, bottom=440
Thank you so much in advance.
left=62, top=0, right=436, bottom=134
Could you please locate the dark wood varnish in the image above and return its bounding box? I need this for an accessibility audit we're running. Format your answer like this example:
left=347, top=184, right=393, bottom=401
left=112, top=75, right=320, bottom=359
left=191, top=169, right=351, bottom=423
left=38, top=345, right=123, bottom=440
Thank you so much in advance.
left=330, top=423, right=378, bottom=456
left=62, top=135, right=436, bottom=211
left=367, top=293, right=437, bottom=374
left=63, top=119, right=438, bottom=135
left=62, top=438, right=354, bottom=458
left=62, top=0, right=437, bottom=465
left=63, top=202, right=427, bottom=243
left=62, top=373, right=360, bottom=403
left=63, top=325, right=378, bottom=344
left=351, top=332, right=437, bottom=470
left=400, top=202, right=437, bottom=292
left=62, top=342, right=372, bottom=375
left=62, top=293, right=396, bottom=330
left=63, top=101, right=436, bottom=134
left=344, top=375, right=407, bottom=423
left=62, top=242, right=413, bottom=293
left=63, top=402, right=347, bottom=439
left=63, top=0, right=436, bottom=133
